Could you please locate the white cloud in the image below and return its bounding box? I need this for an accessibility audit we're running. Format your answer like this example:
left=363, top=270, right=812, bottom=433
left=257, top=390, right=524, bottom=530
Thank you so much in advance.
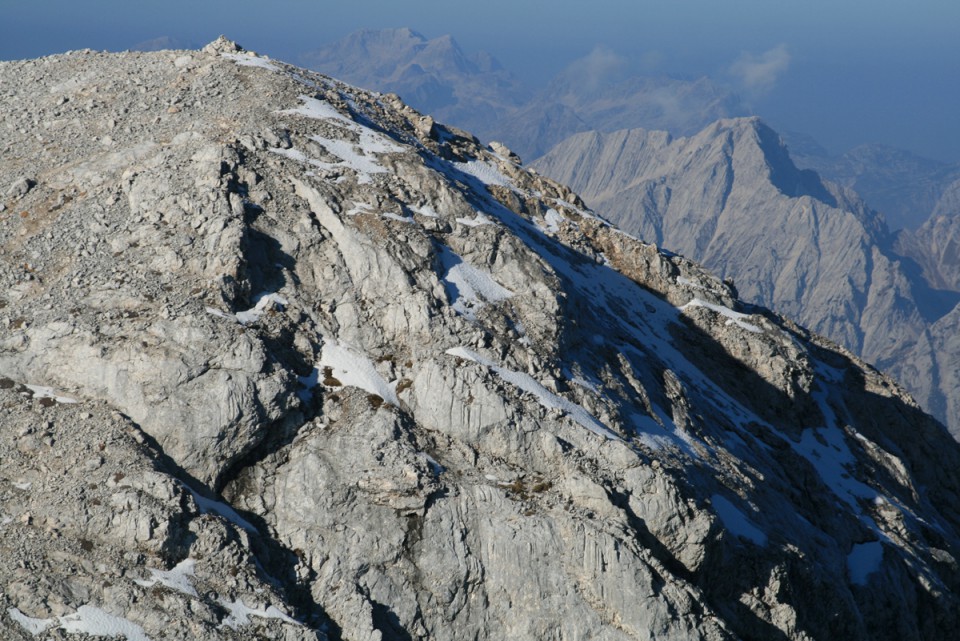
left=728, top=44, right=791, bottom=93
left=564, top=46, right=628, bottom=91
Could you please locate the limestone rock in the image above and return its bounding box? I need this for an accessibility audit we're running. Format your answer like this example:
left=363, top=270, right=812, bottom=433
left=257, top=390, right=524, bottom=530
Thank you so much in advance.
left=1, top=40, right=959, bottom=641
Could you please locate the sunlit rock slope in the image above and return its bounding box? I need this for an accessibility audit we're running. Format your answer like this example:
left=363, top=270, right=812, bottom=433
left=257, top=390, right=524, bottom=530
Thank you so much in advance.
left=1, top=39, right=959, bottom=641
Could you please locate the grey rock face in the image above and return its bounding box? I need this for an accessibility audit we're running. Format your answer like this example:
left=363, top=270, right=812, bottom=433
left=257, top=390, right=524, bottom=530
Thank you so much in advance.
left=2, top=41, right=960, bottom=641
left=533, top=121, right=960, bottom=438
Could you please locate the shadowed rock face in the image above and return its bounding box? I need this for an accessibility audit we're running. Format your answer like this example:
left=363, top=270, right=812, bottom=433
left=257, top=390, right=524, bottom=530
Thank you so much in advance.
left=534, top=121, right=960, bottom=439
left=2, top=39, right=960, bottom=640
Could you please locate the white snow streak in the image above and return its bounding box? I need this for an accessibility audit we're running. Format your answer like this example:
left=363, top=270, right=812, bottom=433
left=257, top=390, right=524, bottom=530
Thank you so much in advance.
left=455, top=213, right=495, bottom=227
left=446, top=347, right=619, bottom=440
left=221, top=52, right=281, bottom=72
left=682, top=298, right=762, bottom=333
left=24, top=384, right=78, bottom=404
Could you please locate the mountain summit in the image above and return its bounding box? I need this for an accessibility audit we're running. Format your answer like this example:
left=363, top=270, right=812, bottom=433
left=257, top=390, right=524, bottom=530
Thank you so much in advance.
left=1, top=39, right=959, bottom=640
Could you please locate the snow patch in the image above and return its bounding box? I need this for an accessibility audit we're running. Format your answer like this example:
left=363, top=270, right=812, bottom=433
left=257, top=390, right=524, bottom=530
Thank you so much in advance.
left=134, top=559, right=198, bottom=597
left=410, top=204, right=440, bottom=218
left=24, top=384, right=78, bottom=404
left=420, top=452, right=444, bottom=474
left=219, top=598, right=298, bottom=630
left=278, top=95, right=403, bottom=185
left=792, top=425, right=878, bottom=511
left=570, top=376, right=600, bottom=394
left=711, top=494, right=768, bottom=546
left=848, top=541, right=884, bottom=585
left=278, top=95, right=352, bottom=123
left=8, top=608, right=54, bottom=635
left=437, top=244, right=513, bottom=320
left=455, top=213, right=495, bottom=227
left=186, top=486, right=258, bottom=534
left=235, top=292, right=288, bottom=325
left=381, top=211, right=416, bottom=224
left=221, top=52, right=281, bottom=72
left=682, top=298, right=762, bottom=333
left=541, top=208, right=565, bottom=233
left=297, top=367, right=320, bottom=402
left=59, top=605, right=151, bottom=641
left=447, top=347, right=619, bottom=440
left=345, top=203, right=375, bottom=216
left=318, top=339, right=399, bottom=406
left=453, top=159, right=513, bottom=188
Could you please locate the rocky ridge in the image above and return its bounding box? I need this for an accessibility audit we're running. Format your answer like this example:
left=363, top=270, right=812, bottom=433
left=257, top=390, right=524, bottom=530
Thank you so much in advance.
left=533, top=121, right=960, bottom=438
left=1, top=39, right=960, bottom=640
left=301, top=29, right=747, bottom=164
left=300, top=28, right=528, bottom=148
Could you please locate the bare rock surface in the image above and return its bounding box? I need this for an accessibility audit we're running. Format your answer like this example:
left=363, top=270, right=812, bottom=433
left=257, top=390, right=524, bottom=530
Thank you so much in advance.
left=533, top=122, right=960, bottom=438
left=2, top=40, right=960, bottom=640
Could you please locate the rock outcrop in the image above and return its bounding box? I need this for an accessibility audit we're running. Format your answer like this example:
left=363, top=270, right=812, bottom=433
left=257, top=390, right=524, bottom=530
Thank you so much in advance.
left=2, top=40, right=960, bottom=640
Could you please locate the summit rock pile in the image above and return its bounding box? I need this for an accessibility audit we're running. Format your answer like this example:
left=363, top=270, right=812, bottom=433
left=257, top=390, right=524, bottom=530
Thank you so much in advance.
left=1, top=39, right=960, bottom=640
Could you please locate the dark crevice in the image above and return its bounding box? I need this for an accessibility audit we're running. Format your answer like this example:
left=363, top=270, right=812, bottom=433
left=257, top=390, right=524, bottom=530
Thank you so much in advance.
left=114, top=413, right=338, bottom=639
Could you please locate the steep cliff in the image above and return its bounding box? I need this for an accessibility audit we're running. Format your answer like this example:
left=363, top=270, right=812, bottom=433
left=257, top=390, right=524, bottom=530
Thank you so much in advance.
left=1, top=40, right=959, bottom=641
left=533, top=122, right=960, bottom=438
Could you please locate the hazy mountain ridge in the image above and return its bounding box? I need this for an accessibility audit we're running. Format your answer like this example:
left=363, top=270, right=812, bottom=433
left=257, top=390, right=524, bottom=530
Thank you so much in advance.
left=1, top=39, right=960, bottom=640
left=533, top=119, right=960, bottom=437
left=489, top=71, right=748, bottom=161
left=301, top=29, right=747, bottom=163
left=299, top=28, right=529, bottom=144
left=784, top=133, right=960, bottom=232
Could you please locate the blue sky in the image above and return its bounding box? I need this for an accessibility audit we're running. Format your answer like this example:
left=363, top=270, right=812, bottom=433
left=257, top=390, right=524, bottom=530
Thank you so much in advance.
left=3, top=0, right=958, bottom=161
